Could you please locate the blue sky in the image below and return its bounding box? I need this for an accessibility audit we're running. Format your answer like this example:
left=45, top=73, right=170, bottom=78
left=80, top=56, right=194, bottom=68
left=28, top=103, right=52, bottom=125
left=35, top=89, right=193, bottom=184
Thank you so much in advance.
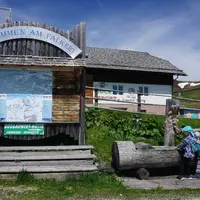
left=0, top=0, right=200, bottom=81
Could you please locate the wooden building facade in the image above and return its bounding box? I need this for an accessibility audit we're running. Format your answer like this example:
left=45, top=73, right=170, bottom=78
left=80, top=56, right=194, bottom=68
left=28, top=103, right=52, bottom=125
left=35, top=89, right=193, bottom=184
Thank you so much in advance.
left=0, top=21, right=86, bottom=145
left=85, top=47, right=186, bottom=115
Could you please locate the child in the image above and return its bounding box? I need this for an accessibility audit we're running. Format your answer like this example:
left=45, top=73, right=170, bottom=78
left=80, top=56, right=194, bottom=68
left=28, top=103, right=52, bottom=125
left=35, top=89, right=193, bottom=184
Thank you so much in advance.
left=192, top=132, right=200, bottom=178
left=177, top=126, right=195, bottom=180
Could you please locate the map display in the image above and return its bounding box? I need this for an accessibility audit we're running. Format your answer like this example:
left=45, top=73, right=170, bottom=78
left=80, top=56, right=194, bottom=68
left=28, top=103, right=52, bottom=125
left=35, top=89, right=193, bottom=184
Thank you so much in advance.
left=0, top=94, right=52, bottom=122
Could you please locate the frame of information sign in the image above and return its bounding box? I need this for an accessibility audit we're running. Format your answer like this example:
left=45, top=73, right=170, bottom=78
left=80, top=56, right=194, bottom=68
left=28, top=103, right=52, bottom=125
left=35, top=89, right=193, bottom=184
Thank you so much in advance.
left=4, top=124, right=44, bottom=135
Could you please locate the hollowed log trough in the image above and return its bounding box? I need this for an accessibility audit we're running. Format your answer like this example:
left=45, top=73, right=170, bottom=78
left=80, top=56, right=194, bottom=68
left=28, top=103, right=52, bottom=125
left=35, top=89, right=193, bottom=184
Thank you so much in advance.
left=112, top=141, right=192, bottom=180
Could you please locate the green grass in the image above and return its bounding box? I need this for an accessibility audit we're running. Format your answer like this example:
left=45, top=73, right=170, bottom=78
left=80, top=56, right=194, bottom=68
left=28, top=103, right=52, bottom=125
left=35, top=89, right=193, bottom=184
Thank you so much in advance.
left=0, top=171, right=200, bottom=200
left=174, top=89, right=200, bottom=108
left=181, top=89, right=200, bottom=99
left=86, top=126, right=114, bottom=165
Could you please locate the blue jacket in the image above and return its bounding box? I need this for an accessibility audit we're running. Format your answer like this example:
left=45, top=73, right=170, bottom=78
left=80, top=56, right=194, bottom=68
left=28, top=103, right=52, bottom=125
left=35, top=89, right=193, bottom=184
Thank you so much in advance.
left=178, top=135, right=195, bottom=158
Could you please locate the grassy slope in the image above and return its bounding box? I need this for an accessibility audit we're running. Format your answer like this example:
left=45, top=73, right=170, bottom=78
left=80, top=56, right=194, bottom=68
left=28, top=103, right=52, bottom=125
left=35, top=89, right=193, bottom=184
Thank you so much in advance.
left=173, top=81, right=200, bottom=108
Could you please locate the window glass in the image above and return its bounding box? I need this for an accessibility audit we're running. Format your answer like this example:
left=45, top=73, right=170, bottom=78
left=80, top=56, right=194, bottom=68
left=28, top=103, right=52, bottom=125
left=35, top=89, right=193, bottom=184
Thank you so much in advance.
left=118, top=85, right=124, bottom=95
left=144, top=87, right=149, bottom=95
left=113, top=85, right=118, bottom=95
left=139, top=86, right=143, bottom=94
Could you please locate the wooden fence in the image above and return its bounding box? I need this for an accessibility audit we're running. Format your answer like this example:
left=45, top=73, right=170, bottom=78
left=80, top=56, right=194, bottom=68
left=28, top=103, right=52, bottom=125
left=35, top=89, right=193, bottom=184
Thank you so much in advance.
left=85, top=86, right=200, bottom=116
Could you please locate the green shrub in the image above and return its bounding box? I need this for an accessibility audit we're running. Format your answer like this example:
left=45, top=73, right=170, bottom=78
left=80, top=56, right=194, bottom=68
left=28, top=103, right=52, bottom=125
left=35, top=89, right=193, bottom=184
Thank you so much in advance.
left=86, top=108, right=200, bottom=145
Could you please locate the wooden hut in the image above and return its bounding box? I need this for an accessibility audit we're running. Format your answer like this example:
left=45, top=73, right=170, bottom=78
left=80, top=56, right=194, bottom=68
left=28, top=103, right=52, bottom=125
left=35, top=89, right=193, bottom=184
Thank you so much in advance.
left=0, top=21, right=87, bottom=145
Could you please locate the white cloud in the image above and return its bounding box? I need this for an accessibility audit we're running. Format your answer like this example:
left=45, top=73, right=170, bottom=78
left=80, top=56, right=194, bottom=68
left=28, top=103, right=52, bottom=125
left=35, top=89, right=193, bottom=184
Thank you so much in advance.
left=1, top=0, right=199, bottom=81
left=87, top=3, right=200, bottom=81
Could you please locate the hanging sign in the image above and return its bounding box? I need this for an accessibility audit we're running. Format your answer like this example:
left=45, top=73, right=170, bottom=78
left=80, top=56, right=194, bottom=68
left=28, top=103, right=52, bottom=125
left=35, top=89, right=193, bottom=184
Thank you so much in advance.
left=4, top=124, right=44, bottom=135
left=0, top=26, right=82, bottom=59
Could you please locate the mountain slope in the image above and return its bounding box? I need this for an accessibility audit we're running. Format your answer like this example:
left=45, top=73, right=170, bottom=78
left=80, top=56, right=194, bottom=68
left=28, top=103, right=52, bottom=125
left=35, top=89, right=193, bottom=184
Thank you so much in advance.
left=173, top=80, right=200, bottom=108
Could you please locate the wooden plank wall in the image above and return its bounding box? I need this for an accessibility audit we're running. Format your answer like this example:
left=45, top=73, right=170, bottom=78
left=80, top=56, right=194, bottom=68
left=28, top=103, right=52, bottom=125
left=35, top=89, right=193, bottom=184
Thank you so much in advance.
left=86, top=74, right=93, bottom=104
left=0, top=21, right=86, bottom=57
left=52, top=70, right=81, bottom=122
left=0, top=123, right=80, bottom=141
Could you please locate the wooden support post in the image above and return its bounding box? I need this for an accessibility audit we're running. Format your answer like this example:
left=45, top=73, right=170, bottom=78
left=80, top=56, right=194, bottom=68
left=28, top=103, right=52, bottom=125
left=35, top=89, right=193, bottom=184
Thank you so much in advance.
left=95, top=88, right=98, bottom=107
left=79, top=67, right=86, bottom=145
left=79, top=22, right=86, bottom=58
left=137, top=92, right=141, bottom=112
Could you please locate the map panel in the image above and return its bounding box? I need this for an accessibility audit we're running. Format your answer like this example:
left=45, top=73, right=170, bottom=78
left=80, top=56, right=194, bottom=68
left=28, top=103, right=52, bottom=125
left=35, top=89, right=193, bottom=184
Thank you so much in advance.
left=0, top=94, right=52, bottom=122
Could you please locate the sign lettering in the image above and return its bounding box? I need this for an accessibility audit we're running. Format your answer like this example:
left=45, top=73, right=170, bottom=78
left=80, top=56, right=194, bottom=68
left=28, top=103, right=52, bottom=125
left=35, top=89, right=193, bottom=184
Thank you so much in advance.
left=4, top=124, right=44, bottom=135
left=0, top=26, right=82, bottom=59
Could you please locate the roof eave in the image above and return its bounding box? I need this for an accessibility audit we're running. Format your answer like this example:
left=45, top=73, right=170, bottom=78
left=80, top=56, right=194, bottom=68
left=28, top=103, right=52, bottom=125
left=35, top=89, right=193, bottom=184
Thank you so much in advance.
left=86, top=64, right=187, bottom=75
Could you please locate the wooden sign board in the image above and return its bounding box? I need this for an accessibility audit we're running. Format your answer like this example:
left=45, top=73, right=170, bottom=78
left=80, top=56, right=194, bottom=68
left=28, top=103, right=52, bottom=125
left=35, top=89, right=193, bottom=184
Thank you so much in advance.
left=0, top=26, right=82, bottom=59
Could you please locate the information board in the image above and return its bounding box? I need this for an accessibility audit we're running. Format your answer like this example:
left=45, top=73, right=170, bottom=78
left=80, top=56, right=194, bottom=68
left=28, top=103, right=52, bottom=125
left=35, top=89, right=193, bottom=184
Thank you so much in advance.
left=0, top=94, right=52, bottom=122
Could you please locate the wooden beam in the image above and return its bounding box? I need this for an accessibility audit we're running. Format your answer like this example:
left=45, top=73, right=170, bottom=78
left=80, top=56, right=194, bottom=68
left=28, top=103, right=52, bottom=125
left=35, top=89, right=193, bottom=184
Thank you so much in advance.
left=0, top=165, right=98, bottom=173
left=79, top=67, right=86, bottom=145
left=79, top=22, right=86, bottom=58
left=0, top=153, right=95, bottom=161
left=0, top=64, right=82, bottom=71
left=0, top=145, right=94, bottom=151
left=0, top=160, right=94, bottom=166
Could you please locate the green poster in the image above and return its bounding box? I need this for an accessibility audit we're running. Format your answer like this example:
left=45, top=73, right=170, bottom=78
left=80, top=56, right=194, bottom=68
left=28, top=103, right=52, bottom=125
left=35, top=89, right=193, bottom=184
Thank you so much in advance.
left=4, top=124, right=44, bottom=135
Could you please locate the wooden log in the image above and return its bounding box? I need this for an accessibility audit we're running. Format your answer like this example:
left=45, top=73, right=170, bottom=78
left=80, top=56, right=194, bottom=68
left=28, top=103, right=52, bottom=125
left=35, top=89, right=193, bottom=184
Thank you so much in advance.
left=21, top=21, right=27, bottom=55
left=17, top=22, right=23, bottom=55
left=76, top=24, right=80, bottom=48
left=112, top=141, right=181, bottom=171
left=43, top=23, right=50, bottom=56
left=56, top=28, right=62, bottom=57
left=79, top=22, right=86, bottom=58
left=79, top=67, right=86, bottom=145
left=8, top=22, right=13, bottom=55
left=3, top=23, right=8, bottom=55
left=30, top=22, right=36, bottom=55
left=49, top=26, right=54, bottom=56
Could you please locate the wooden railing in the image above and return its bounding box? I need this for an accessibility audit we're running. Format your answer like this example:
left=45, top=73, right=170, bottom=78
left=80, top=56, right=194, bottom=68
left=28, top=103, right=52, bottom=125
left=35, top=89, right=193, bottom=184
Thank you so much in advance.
left=85, top=86, right=200, bottom=116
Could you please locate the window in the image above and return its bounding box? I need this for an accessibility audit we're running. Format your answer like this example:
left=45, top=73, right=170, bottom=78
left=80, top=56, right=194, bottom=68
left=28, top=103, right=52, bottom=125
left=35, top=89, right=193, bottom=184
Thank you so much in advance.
left=112, top=85, right=124, bottom=95
left=118, top=85, right=124, bottom=95
left=139, top=87, right=143, bottom=94
left=144, top=87, right=149, bottom=96
left=138, top=86, right=149, bottom=96
left=113, top=85, right=118, bottom=95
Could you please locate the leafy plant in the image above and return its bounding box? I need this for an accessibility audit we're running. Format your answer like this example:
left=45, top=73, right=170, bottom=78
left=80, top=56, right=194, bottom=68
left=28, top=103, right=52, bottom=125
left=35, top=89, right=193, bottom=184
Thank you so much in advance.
left=86, top=108, right=200, bottom=147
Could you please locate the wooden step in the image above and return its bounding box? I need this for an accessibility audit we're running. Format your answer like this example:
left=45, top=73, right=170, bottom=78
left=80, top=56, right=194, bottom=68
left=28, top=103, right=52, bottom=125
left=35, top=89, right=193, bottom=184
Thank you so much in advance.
left=0, top=165, right=98, bottom=173
left=0, top=160, right=94, bottom=166
left=0, top=150, right=91, bottom=157
left=0, top=145, right=94, bottom=152
left=0, top=153, right=96, bottom=161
